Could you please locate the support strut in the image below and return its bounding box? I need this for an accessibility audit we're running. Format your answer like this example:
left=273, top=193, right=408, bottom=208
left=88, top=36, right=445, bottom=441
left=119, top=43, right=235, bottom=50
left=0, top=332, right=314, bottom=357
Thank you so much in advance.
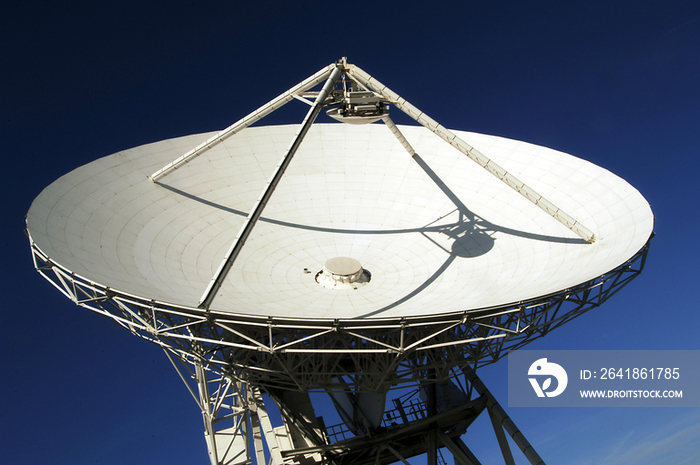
left=349, top=64, right=595, bottom=243
left=464, top=368, right=546, bottom=465
left=198, top=65, right=343, bottom=309
left=150, top=64, right=336, bottom=182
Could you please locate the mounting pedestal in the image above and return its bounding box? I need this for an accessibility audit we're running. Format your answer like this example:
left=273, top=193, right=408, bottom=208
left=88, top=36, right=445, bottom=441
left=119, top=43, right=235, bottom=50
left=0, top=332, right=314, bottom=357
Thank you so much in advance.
left=169, top=351, right=545, bottom=465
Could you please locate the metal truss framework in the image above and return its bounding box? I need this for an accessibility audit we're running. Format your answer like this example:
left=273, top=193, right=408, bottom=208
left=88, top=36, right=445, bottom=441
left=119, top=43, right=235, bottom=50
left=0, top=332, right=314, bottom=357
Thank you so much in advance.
left=29, top=236, right=650, bottom=394
left=145, top=343, right=548, bottom=465
left=27, top=58, right=653, bottom=464
left=150, top=58, right=595, bottom=243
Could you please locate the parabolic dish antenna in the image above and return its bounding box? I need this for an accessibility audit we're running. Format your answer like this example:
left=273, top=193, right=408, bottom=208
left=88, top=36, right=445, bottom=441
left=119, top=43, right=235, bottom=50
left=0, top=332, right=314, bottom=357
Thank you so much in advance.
left=27, top=58, right=653, bottom=465
left=26, top=121, right=652, bottom=320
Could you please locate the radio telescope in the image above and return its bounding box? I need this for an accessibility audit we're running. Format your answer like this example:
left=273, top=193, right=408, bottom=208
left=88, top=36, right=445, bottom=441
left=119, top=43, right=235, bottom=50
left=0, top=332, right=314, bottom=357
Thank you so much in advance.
left=27, top=58, right=653, bottom=465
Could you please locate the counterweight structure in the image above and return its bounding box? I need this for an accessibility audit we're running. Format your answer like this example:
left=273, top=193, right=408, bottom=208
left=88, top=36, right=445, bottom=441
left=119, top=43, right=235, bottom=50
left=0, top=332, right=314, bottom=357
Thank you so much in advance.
left=27, top=58, right=653, bottom=465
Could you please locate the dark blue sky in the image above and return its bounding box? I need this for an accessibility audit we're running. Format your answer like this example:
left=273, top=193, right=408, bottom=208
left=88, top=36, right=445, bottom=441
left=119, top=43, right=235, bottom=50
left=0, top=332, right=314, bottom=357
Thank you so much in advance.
left=3, top=1, right=699, bottom=464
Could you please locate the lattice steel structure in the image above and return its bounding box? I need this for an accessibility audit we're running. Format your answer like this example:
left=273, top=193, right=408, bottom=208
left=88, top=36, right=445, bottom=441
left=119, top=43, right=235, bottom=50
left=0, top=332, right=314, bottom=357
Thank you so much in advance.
left=28, top=235, right=650, bottom=464
left=27, top=58, right=654, bottom=465
left=29, top=237, right=649, bottom=393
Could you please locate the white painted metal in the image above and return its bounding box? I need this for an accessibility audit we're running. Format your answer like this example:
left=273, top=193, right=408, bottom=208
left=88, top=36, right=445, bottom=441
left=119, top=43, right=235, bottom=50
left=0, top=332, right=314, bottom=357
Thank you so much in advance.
left=149, top=64, right=336, bottom=182
left=26, top=58, right=654, bottom=465
left=250, top=390, right=285, bottom=465
left=198, top=65, right=342, bottom=309
left=26, top=123, right=653, bottom=319
left=381, top=116, right=416, bottom=156
left=167, top=355, right=251, bottom=465
left=348, top=65, right=596, bottom=244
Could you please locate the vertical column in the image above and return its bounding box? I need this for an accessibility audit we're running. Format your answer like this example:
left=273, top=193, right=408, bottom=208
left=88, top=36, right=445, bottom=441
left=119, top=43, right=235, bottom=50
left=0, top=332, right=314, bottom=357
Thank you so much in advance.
left=426, top=369, right=438, bottom=465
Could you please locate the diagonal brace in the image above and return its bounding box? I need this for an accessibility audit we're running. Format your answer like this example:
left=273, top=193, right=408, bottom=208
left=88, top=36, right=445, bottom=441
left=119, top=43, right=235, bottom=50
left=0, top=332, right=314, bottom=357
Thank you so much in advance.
left=198, top=65, right=343, bottom=309
left=464, top=368, right=546, bottom=465
left=150, top=64, right=336, bottom=182
left=348, top=65, right=595, bottom=243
